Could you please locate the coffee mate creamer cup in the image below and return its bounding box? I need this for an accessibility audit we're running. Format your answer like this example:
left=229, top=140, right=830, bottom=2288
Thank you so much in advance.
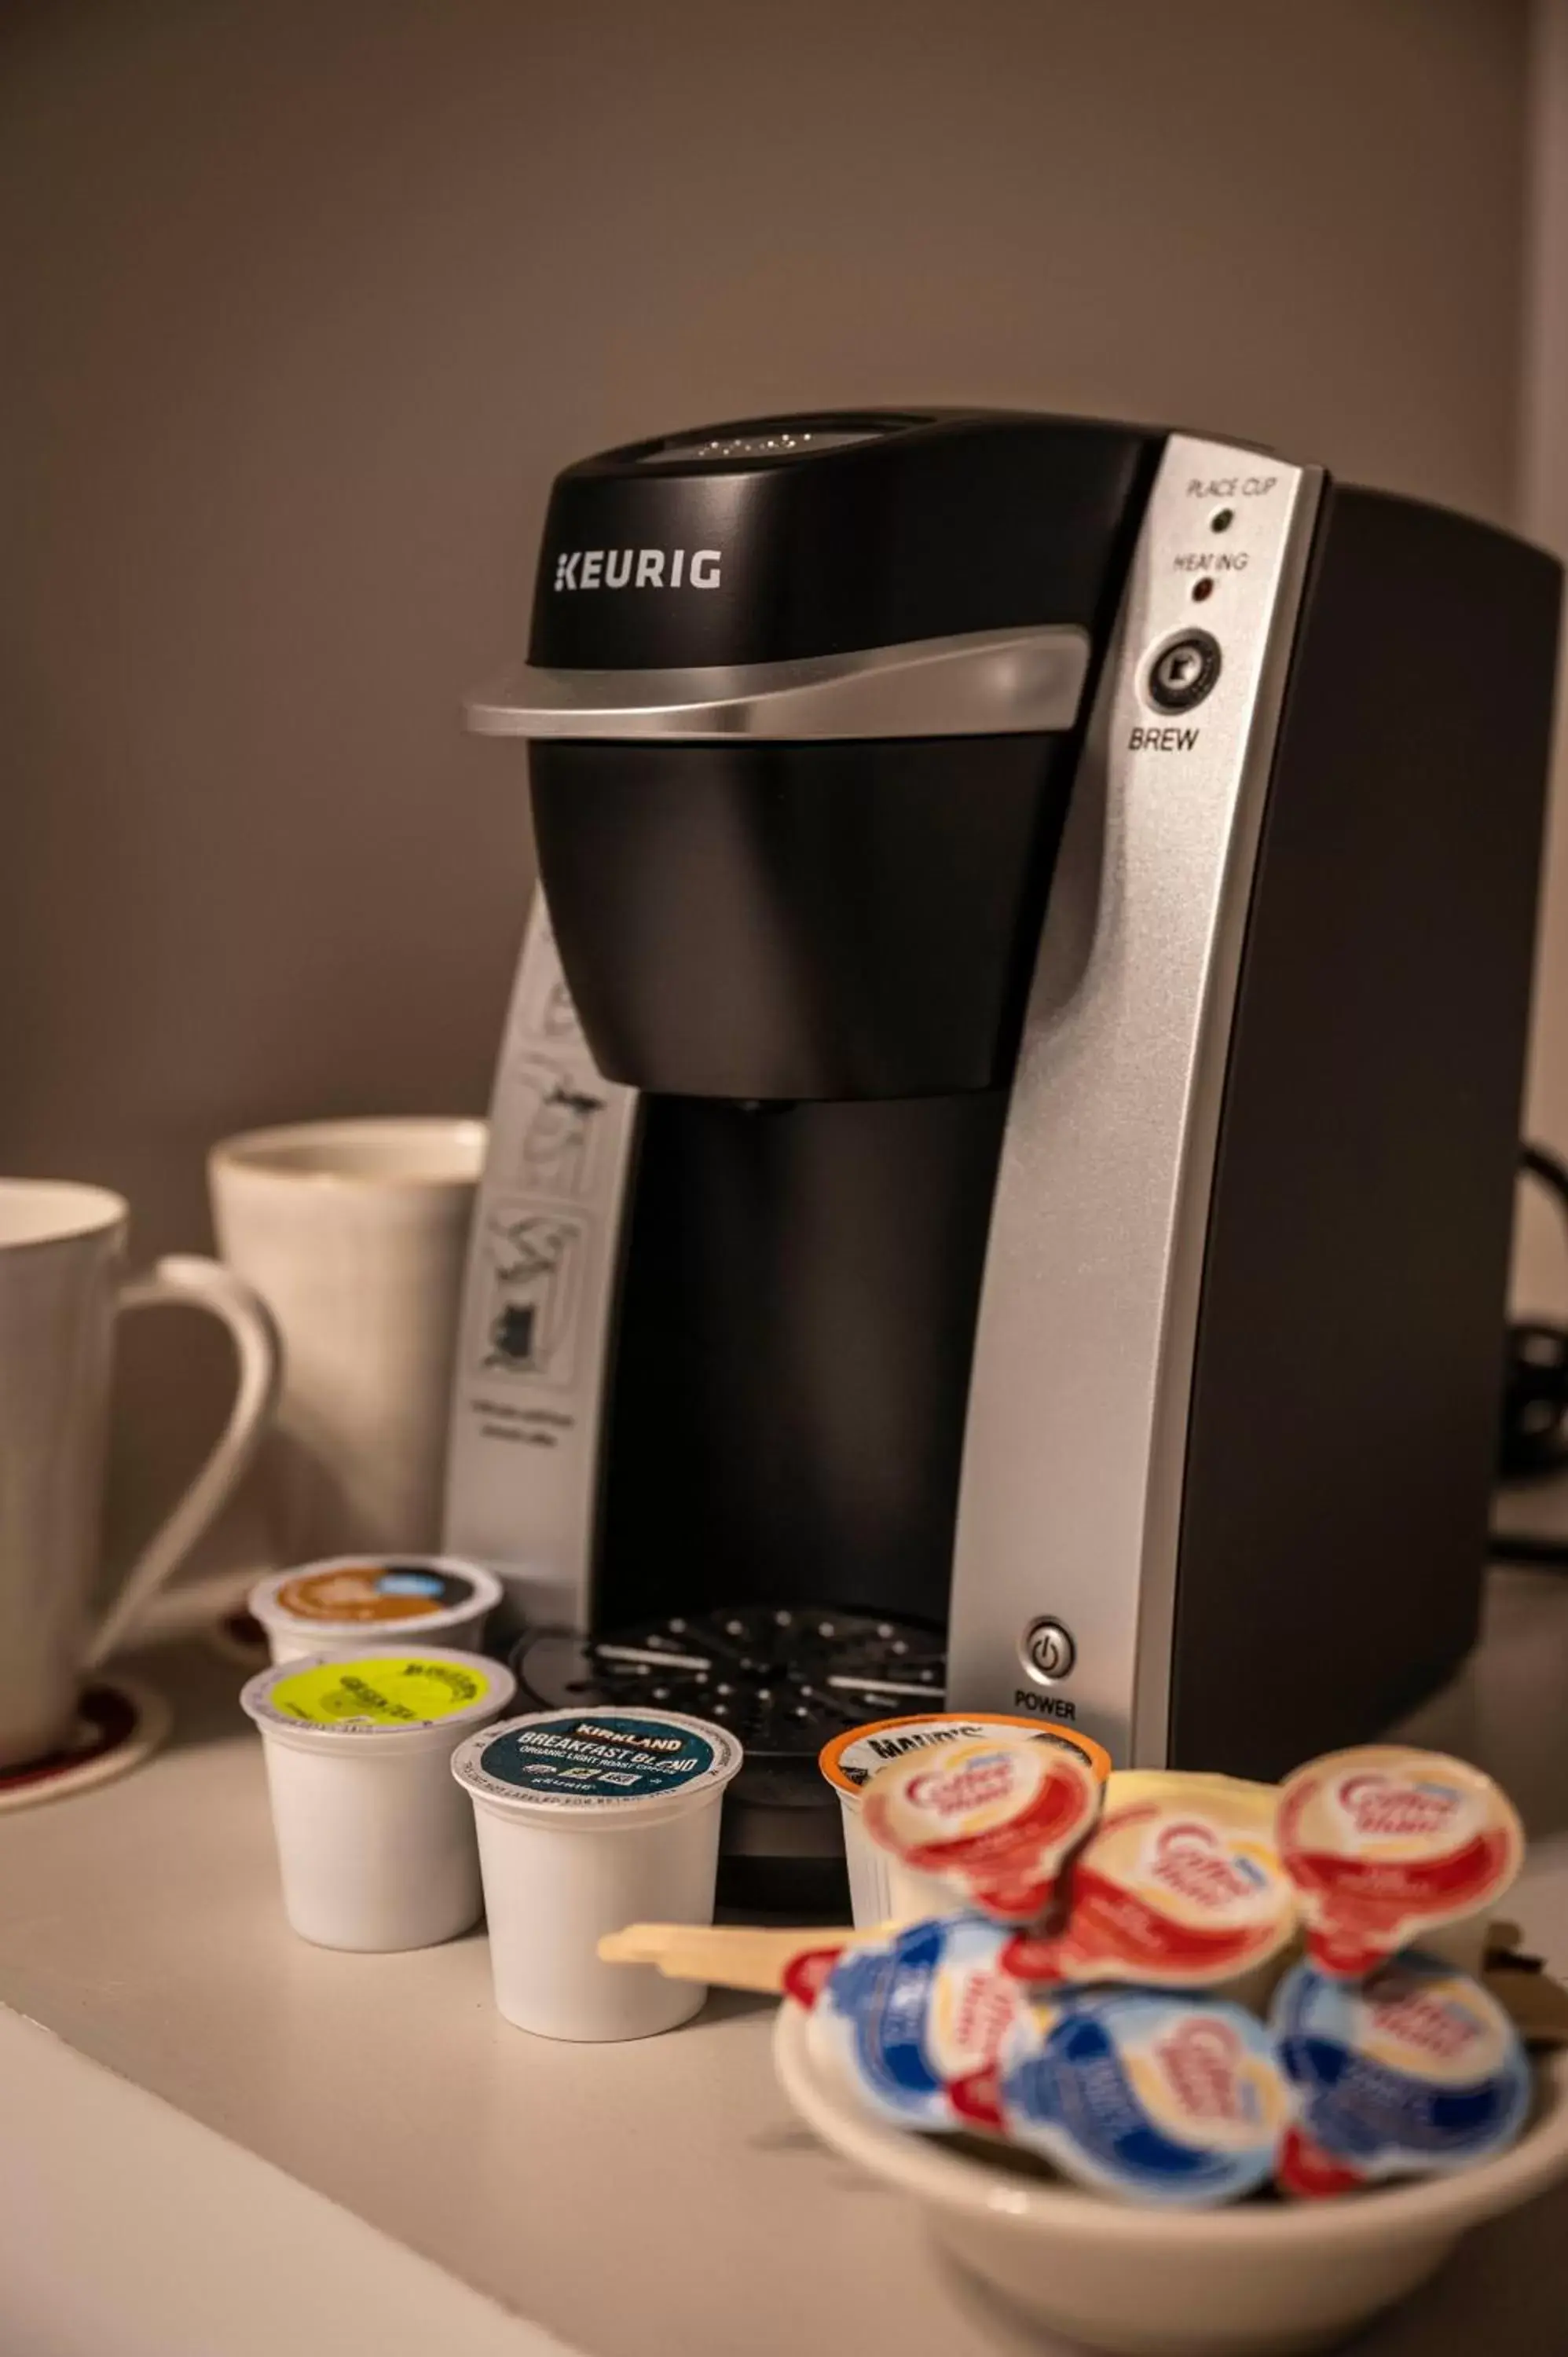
left=789, top=1914, right=1030, bottom=2132
left=1272, top=1952, right=1531, bottom=2196
left=1276, top=1746, right=1523, bottom=1980
left=820, top=1714, right=1112, bottom=1929
left=953, top=1986, right=1292, bottom=2208
left=859, top=1730, right=1104, bottom=1924
left=998, top=1770, right=1299, bottom=2002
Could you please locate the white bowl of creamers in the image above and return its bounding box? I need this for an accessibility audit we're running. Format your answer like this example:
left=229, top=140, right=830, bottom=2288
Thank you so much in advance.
left=775, top=2007, right=1568, bottom=2357
left=783, top=1738, right=1568, bottom=2355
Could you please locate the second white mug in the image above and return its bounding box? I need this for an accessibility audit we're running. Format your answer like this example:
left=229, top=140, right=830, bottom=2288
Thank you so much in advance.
left=209, top=1117, right=486, bottom=1561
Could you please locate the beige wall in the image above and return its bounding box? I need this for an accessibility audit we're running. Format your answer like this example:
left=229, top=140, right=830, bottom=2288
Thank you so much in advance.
left=0, top=0, right=1534, bottom=1547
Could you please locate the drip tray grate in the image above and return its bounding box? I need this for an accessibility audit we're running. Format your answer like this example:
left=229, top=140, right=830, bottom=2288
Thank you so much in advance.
left=512, top=1602, right=946, bottom=1862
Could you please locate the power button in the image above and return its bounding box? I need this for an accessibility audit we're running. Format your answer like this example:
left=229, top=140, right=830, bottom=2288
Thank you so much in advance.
left=1146, top=630, right=1222, bottom=713
left=1020, top=1618, right=1076, bottom=1684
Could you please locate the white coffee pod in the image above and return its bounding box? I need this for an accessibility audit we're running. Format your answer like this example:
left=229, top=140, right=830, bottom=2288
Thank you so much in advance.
left=241, top=1646, right=515, bottom=1952
left=452, top=1706, right=743, bottom=2043
left=248, top=1556, right=504, bottom=1664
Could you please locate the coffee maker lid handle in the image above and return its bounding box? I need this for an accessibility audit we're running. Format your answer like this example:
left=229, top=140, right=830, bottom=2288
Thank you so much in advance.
left=464, top=624, right=1090, bottom=742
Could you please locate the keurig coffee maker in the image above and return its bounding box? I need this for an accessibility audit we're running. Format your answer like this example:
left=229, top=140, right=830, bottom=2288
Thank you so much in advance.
left=443, top=410, right=1559, bottom=1863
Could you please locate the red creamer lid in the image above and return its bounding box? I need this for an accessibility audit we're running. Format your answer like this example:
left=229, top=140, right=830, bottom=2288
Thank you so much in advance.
left=1275, top=1745, right=1522, bottom=1980
left=859, top=1732, right=1102, bottom=1923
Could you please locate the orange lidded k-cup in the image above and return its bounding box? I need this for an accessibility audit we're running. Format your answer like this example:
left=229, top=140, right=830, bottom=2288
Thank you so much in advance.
left=859, top=1727, right=1105, bottom=1925
left=820, top=1715, right=1112, bottom=1928
left=1276, top=1745, right=1524, bottom=1980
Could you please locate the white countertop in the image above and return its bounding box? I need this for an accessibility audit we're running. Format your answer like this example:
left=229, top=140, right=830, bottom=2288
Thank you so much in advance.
left=7, top=1545, right=1568, bottom=2357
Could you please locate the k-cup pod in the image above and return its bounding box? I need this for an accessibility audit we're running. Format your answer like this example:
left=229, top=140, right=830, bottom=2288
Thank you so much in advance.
left=1276, top=1746, right=1524, bottom=1981
left=249, top=1555, right=504, bottom=1664
left=789, top=1913, right=1030, bottom=2131
left=240, top=1647, right=514, bottom=1951
left=953, top=1988, right=1293, bottom=2208
left=1001, top=1770, right=1299, bottom=2007
left=859, top=1732, right=1103, bottom=1924
left=1272, top=1952, right=1532, bottom=2197
left=451, top=1707, right=743, bottom=2042
left=819, top=1714, right=1112, bottom=1930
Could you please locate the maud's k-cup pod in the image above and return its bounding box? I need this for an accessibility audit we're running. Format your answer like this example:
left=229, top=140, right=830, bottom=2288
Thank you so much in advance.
left=1000, top=1771, right=1299, bottom=2006
left=249, top=1556, right=505, bottom=1665
left=240, top=1648, right=515, bottom=1952
left=1271, top=1952, right=1532, bottom=2198
left=450, top=1707, right=743, bottom=2043
left=859, top=1733, right=1103, bottom=1924
left=953, top=1988, right=1293, bottom=2208
left=790, top=1915, right=1031, bottom=2132
left=819, top=1714, right=1112, bottom=1930
left=1276, top=1746, right=1524, bottom=1980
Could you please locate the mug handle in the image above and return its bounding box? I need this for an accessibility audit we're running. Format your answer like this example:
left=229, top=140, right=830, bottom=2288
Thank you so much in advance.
left=84, top=1255, right=283, bottom=1670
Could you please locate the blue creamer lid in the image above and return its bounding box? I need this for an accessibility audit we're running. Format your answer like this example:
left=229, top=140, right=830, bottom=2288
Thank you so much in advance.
left=451, top=1706, right=743, bottom=1819
left=1272, top=1952, right=1531, bottom=2195
left=800, top=1915, right=1029, bottom=2132
left=969, top=1989, right=1291, bottom=2207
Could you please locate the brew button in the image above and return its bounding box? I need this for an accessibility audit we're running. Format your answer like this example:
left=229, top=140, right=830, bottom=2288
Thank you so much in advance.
left=1021, top=1617, right=1076, bottom=1682
left=1147, top=630, right=1222, bottom=712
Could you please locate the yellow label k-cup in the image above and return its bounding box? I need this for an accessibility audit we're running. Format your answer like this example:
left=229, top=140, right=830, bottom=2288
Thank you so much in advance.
left=240, top=1645, right=515, bottom=1952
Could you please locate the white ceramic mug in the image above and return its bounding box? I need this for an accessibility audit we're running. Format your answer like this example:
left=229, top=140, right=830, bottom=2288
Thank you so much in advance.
left=0, top=1179, right=280, bottom=1769
left=209, top=1119, right=485, bottom=1561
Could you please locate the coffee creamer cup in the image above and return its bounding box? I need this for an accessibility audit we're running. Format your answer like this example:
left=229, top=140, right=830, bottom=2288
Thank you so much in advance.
left=1272, top=1952, right=1531, bottom=2196
left=819, top=1714, right=1112, bottom=1929
left=953, top=1988, right=1292, bottom=2207
left=1001, top=1770, right=1299, bottom=1996
left=1276, top=1746, right=1523, bottom=1980
left=859, top=1733, right=1103, bottom=1923
left=789, top=1914, right=1029, bottom=2132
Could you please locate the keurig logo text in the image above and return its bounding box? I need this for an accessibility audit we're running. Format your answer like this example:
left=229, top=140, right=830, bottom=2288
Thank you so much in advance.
left=552, top=548, right=722, bottom=592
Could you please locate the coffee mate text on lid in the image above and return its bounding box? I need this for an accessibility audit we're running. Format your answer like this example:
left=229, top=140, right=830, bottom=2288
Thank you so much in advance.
left=1277, top=1746, right=1523, bottom=1980
left=998, top=1771, right=1299, bottom=1992
left=859, top=1732, right=1101, bottom=1923
left=1272, top=1952, right=1531, bottom=2195
left=789, top=1915, right=1029, bottom=2132
left=820, top=1714, right=1112, bottom=1930
left=952, top=1988, right=1292, bottom=2207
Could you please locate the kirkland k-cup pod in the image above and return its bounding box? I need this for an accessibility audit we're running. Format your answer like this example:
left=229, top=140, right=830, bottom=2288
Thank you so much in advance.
left=248, top=1556, right=504, bottom=1664
left=859, top=1732, right=1103, bottom=1924
left=820, top=1714, right=1113, bottom=1930
left=1277, top=1746, right=1524, bottom=1981
left=451, top=1707, right=744, bottom=2042
left=241, top=1648, right=514, bottom=1952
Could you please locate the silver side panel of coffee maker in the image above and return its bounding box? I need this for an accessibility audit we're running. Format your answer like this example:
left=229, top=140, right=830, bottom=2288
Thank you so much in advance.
left=441, top=894, right=639, bottom=1635
left=946, top=434, right=1323, bottom=1766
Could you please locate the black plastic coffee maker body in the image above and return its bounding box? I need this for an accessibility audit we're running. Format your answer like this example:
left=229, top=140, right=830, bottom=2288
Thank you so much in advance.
left=444, top=411, right=1559, bottom=1856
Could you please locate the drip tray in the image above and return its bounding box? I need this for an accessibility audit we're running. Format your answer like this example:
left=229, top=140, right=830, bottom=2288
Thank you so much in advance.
left=512, top=1603, right=945, bottom=1903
